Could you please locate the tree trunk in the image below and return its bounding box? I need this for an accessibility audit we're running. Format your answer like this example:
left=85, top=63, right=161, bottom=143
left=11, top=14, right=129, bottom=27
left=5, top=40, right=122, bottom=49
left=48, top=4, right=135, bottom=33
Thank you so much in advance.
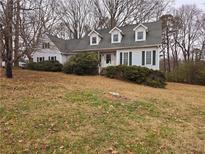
left=5, top=0, right=13, bottom=78
left=14, top=0, right=20, bottom=67
left=0, top=27, right=3, bottom=77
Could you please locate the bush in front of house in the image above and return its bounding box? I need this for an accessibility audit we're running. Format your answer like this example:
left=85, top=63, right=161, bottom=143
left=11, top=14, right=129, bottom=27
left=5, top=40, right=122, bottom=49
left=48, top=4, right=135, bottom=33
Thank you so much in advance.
left=104, top=65, right=166, bottom=88
left=167, top=61, right=205, bottom=85
left=63, top=52, right=99, bottom=75
left=27, top=61, right=63, bottom=72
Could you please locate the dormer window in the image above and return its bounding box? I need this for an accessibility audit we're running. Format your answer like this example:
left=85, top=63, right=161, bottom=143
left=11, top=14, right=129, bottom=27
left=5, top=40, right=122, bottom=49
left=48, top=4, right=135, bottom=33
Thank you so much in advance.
left=113, top=34, right=119, bottom=42
left=137, top=31, right=144, bottom=40
left=92, top=36, right=97, bottom=45
left=109, top=27, right=123, bottom=44
left=133, top=23, right=148, bottom=42
left=88, top=30, right=103, bottom=46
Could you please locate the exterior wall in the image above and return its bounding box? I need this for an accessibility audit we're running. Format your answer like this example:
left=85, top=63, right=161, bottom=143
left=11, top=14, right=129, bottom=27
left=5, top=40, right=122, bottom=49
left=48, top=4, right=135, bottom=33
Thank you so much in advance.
left=116, top=47, right=160, bottom=70
left=33, top=35, right=63, bottom=63
left=100, top=52, right=116, bottom=67
left=33, top=49, right=62, bottom=63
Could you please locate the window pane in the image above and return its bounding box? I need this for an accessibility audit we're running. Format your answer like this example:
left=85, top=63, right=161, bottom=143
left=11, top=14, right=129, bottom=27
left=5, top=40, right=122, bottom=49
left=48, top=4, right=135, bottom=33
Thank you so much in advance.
left=92, top=37, right=97, bottom=44
left=106, top=54, right=111, bottom=64
left=146, top=51, right=151, bottom=65
left=113, top=34, right=119, bottom=42
left=124, top=53, right=128, bottom=65
left=137, top=32, right=144, bottom=40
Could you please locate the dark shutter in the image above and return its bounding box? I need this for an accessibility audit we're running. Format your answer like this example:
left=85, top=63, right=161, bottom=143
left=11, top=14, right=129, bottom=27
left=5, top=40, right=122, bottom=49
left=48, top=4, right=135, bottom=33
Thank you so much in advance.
left=142, top=51, right=145, bottom=65
left=129, top=52, right=132, bottom=66
left=153, top=50, right=156, bottom=65
left=120, top=52, right=122, bottom=65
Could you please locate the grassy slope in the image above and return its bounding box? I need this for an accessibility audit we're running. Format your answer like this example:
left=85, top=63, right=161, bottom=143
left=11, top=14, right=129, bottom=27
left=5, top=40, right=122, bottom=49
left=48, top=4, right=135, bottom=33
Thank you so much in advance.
left=0, top=69, right=205, bottom=153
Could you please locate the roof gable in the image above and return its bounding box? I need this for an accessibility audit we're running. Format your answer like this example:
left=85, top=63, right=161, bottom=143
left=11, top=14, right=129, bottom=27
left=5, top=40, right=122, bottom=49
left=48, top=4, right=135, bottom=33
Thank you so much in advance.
left=109, top=27, right=124, bottom=35
left=133, top=23, right=148, bottom=32
left=88, top=30, right=103, bottom=38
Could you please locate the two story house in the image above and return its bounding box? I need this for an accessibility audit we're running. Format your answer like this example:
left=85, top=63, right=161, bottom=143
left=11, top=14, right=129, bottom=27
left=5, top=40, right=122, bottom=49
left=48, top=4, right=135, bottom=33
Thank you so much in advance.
left=33, top=21, right=162, bottom=70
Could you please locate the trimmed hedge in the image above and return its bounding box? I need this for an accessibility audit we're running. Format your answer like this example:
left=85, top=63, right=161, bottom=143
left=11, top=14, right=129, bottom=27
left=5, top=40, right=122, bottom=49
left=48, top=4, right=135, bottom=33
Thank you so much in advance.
left=27, top=61, right=63, bottom=72
left=63, top=52, right=99, bottom=75
left=103, top=65, right=166, bottom=88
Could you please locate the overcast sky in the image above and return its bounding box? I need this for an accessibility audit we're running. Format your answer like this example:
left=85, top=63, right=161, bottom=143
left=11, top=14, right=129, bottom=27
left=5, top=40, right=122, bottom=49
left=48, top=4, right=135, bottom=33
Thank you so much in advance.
left=175, top=0, right=205, bottom=9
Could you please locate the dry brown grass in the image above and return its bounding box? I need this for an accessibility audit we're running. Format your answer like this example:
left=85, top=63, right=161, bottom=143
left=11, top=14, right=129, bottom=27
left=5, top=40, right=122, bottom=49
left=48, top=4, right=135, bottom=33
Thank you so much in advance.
left=0, top=69, right=205, bottom=153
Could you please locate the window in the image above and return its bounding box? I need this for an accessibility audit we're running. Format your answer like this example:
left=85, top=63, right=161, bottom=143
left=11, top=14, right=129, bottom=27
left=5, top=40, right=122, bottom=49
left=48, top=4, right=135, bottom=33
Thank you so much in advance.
left=49, top=56, right=56, bottom=61
left=37, top=57, right=44, bottom=62
left=106, top=54, right=111, bottom=64
left=142, top=51, right=156, bottom=66
left=120, top=52, right=132, bottom=66
left=124, top=53, right=128, bottom=65
left=146, top=51, right=152, bottom=65
left=113, top=34, right=119, bottom=42
left=42, top=43, right=50, bottom=49
left=92, top=37, right=97, bottom=45
left=137, top=31, right=144, bottom=40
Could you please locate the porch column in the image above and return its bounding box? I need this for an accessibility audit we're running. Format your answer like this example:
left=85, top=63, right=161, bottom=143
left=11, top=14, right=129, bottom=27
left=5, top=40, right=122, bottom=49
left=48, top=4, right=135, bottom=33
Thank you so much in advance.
left=98, top=51, right=101, bottom=75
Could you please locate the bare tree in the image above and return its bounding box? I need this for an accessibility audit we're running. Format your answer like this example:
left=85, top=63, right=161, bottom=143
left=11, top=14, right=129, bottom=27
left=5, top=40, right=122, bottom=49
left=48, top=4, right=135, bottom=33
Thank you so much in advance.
left=13, top=0, right=20, bottom=66
left=4, top=0, right=14, bottom=78
left=92, top=0, right=172, bottom=29
left=175, top=5, right=202, bottom=62
left=57, top=0, right=92, bottom=39
left=161, top=14, right=174, bottom=72
left=0, top=23, right=3, bottom=77
left=20, top=0, right=60, bottom=61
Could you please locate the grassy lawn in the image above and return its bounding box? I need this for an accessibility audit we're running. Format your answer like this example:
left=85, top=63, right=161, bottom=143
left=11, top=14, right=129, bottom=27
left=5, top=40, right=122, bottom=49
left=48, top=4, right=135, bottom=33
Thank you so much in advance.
left=0, top=69, right=205, bottom=153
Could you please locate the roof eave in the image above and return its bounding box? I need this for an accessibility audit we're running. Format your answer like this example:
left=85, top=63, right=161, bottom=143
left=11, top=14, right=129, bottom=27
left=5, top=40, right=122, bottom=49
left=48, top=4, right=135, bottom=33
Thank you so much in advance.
left=73, top=44, right=162, bottom=52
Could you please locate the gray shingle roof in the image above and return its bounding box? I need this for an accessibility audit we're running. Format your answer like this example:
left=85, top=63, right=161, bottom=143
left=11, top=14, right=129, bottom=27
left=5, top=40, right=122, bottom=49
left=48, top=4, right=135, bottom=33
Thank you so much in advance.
left=48, top=21, right=162, bottom=54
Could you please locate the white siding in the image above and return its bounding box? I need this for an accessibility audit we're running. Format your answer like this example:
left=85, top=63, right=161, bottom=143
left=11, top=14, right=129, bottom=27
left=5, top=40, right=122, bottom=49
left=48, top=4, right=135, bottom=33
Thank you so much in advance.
left=116, top=47, right=160, bottom=70
left=33, top=35, right=63, bottom=64
left=33, top=50, right=62, bottom=63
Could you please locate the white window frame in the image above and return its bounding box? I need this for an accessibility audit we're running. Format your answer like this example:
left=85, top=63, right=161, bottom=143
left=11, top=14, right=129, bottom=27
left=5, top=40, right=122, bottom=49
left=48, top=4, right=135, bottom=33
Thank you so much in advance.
left=120, top=52, right=132, bottom=66
left=42, top=43, right=50, bottom=49
left=145, top=51, right=152, bottom=65
left=106, top=54, right=112, bottom=64
left=111, top=33, right=121, bottom=44
left=37, top=57, right=44, bottom=62
left=137, top=31, right=144, bottom=40
left=49, top=56, right=57, bottom=61
left=113, top=34, right=119, bottom=43
left=135, top=30, right=146, bottom=42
